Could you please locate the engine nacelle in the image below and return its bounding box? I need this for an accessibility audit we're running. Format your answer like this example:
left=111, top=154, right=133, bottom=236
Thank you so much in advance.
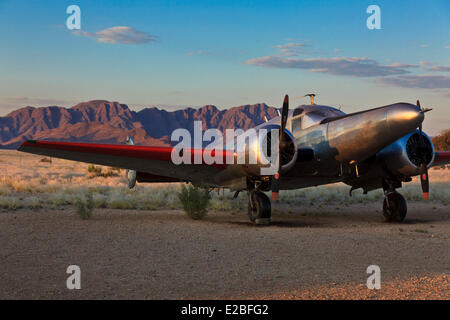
left=259, top=127, right=298, bottom=173
left=233, top=126, right=298, bottom=177
left=376, top=129, right=435, bottom=177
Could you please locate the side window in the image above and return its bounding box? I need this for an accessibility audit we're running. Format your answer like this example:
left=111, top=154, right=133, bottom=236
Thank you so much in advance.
left=292, top=116, right=302, bottom=132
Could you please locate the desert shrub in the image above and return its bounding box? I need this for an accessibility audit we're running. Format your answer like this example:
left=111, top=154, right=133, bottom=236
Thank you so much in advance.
left=101, top=167, right=119, bottom=177
left=76, top=191, right=94, bottom=220
left=178, top=184, right=211, bottom=220
left=87, top=164, right=102, bottom=174
left=39, top=157, right=52, bottom=163
left=0, top=196, right=22, bottom=210
left=87, top=165, right=119, bottom=178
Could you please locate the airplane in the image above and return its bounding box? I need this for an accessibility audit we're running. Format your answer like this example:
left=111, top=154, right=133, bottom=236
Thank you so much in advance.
left=18, top=95, right=450, bottom=225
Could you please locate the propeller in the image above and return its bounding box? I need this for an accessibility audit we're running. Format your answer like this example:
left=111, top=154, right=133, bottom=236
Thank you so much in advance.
left=416, top=100, right=429, bottom=200
left=271, top=94, right=289, bottom=201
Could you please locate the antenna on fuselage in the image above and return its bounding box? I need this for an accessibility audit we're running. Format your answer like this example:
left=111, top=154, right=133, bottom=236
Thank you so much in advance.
left=304, top=94, right=316, bottom=105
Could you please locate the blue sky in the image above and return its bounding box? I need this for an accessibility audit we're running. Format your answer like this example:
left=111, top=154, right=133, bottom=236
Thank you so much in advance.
left=0, top=0, right=449, bottom=134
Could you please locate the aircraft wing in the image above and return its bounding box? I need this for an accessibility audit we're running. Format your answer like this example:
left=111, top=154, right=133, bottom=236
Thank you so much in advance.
left=18, top=140, right=227, bottom=183
left=432, top=151, right=450, bottom=167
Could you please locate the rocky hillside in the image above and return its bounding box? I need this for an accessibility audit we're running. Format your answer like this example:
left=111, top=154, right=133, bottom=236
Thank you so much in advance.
left=0, top=100, right=278, bottom=148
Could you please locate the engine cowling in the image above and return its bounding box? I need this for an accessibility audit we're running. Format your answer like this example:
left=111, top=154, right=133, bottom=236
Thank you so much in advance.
left=376, top=129, right=435, bottom=177
left=260, top=127, right=298, bottom=173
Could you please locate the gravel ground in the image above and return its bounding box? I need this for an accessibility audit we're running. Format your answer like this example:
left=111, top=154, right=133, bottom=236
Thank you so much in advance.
left=0, top=202, right=448, bottom=299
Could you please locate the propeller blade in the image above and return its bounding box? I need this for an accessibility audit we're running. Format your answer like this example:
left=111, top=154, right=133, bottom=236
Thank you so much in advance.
left=272, top=95, right=289, bottom=202
left=419, top=163, right=429, bottom=200
left=416, top=102, right=429, bottom=200
left=279, top=94, right=289, bottom=147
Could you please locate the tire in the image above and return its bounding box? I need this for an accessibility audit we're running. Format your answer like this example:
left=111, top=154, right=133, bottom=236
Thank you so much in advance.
left=248, top=191, right=271, bottom=225
left=383, top=192, right=407, bottom=222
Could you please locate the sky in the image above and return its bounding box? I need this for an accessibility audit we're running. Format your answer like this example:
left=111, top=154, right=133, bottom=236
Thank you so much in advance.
left=0, top=0, right=449, bottom=134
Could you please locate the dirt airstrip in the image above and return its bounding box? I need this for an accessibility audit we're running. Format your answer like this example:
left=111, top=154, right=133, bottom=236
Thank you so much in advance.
left=0, top=203, right=448, bottom=299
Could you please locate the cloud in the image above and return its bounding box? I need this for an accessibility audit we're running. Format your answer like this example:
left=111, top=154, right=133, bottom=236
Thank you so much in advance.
left=427, top=65, right=450, bottom=72
left=74, top=26, right=157, bottom=44
left=245, top=56, right=417, bottom=77
left=417, top=61, right=450, bottom=72
left=272, top=43, right=308, bottom=49
left=271, top=42, right=310, bottom=56
left=420, top=61, right=432, bottom=66
left=389, top=62, right=418, bottom=68
left=376, top=74, right=450, bottom=89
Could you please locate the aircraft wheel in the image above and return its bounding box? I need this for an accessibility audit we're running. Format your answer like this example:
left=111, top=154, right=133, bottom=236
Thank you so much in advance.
left=248, top=191, right=271, bottom=225
left=383, top=192, right=407, bottom=222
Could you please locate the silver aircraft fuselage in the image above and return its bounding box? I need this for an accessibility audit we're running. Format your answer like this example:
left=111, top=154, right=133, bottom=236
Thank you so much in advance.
left=214, top=102, right=425, bottom=191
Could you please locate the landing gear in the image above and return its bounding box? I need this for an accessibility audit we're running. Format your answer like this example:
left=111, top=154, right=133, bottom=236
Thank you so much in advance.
left=248, top=191, right=271, bottom=225
left=383, top=192, right=407, bottom=222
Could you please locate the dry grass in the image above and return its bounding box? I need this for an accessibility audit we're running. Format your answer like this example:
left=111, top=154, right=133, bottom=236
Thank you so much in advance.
left=0, top=150, right=449, bottom=211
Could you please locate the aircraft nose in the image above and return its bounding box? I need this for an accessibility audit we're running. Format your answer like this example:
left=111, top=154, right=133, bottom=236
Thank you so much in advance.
left=387, top=103, right=424, bottom=132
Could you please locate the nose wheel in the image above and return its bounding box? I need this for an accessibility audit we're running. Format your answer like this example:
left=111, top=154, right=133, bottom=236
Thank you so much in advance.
left=383, top=192, right=407, bottom=222
left=248, top=191, right=271, bottom=225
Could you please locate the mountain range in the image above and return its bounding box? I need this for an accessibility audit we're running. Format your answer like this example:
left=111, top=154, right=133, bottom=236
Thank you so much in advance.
left=0, top=100, right=278, bottom=149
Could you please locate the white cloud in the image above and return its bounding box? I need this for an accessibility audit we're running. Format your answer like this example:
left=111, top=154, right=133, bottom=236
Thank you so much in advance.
left=245, top=56, right=416, bottom=77
left=271, top=42, right=310, bottom=56
left=427, top=65, right=450, bottom=72
left=376, top=74, right=450, bottom=89
left=419, top=61, right=432, bottom=66
left=74, top=26, right=157, bottom=44
left=272, top=43, right=308, bottom=49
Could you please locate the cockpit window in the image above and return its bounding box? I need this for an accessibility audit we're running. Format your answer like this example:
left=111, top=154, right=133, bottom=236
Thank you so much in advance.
left=302, top=111, right=325, bottom=129
left=292, top=106, right=345, bottom=131
left=293, top=108, right=304, bottom=117
left=292, top=116, right=302, bottom=132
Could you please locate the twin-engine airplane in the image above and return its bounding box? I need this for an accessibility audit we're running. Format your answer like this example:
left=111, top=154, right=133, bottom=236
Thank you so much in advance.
left=18, top=95, right=450, bottom=225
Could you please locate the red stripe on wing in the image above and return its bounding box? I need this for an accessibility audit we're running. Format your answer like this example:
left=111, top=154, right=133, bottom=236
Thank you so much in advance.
left=19, top=140, right=234, bottom=167
left=20, top=140, right=174, bottom=161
